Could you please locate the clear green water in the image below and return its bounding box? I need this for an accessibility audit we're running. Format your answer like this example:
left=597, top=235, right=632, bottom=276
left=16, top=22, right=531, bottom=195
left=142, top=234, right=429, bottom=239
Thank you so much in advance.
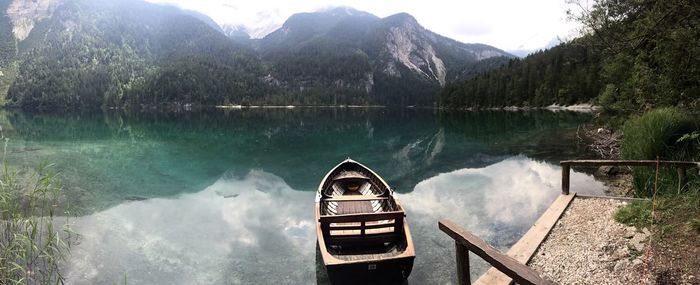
left=1, top=109, right=605, bottom=284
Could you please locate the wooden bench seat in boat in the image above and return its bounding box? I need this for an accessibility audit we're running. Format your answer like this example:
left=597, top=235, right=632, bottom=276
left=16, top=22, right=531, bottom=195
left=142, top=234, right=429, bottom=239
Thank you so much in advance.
left=319, top=210, right=405, bottom=245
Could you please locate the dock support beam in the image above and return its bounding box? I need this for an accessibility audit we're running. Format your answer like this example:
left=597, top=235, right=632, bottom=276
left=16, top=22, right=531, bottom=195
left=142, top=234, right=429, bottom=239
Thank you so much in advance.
left=456, top=242, right=471, bottom=285
left=561, top=164, right=570, bottom=195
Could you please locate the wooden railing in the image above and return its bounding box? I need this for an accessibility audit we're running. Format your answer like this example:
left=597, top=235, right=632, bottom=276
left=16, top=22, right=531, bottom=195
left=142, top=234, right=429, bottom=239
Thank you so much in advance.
left=438, top=220, right=554, bottom=285
left=560, top=160, right=700, bottom=195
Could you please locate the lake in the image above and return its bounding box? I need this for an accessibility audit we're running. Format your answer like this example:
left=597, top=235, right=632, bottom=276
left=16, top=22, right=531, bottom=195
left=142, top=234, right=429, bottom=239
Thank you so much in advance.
left=1, top=108, right=605, bottom=284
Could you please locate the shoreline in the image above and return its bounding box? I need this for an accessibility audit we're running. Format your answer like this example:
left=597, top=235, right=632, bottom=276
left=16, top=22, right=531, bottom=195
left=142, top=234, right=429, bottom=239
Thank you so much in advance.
left=213, top=103, right=602, bottom=112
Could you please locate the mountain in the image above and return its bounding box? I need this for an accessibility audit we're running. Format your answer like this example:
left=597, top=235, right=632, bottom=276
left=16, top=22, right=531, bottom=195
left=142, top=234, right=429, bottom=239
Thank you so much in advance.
left=257, top=7, right=514, bottom=105
left=1, top=0, right=271, bottom=110
left=0, top=1, right=513, bottom=109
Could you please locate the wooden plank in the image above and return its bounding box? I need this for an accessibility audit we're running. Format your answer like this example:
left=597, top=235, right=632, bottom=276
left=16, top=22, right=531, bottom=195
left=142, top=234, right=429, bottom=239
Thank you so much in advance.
left=329, top=221, right=397, bottom=231
left=456, top=242, right=471, bottom=285
left=319, top=211, right=404, bottom=223
left=439, top=220, right=555, bottom=285
left=327, top=233, right=398, bottom=244
left=324, top=196, right=387, bottom=202
left=474, top=193, right=575, bottom=285
left=336, top=200, right=373, bottom=215
left=560, top=160, right=699, bottom=168
left=576, top=194, right=646, bottom=201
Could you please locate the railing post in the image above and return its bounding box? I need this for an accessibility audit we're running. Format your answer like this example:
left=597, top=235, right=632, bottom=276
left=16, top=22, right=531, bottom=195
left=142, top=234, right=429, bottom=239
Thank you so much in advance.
left=678, top=167, right=687, bottom=194
left=561, top=164, right=570, bottom=195
left=455, top=242, right=471, bottom=285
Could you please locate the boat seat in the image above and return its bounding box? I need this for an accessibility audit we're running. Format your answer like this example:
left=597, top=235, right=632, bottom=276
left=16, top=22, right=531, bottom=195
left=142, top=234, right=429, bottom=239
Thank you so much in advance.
left=320, top=211, right=405, bottom=245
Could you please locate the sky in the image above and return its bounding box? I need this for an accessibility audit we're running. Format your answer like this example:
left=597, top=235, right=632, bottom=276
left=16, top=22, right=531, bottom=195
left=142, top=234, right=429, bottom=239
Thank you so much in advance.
left=145, top=0, right=583, bottom=54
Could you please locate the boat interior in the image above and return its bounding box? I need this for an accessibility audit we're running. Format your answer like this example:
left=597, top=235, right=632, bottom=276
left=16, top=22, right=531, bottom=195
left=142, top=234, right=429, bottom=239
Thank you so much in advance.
left=318, top=169, right=409, bottom=259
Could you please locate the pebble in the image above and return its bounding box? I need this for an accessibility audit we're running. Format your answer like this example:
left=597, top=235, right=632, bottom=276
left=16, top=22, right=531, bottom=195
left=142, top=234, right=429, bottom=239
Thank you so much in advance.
left=529, top=198, right=646, bottom=284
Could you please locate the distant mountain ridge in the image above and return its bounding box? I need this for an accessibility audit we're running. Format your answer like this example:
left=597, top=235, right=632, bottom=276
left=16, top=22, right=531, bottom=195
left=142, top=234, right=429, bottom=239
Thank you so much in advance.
left=0, top=0, right=514, bottom=110
left=255, top=7, right=514, bottom=105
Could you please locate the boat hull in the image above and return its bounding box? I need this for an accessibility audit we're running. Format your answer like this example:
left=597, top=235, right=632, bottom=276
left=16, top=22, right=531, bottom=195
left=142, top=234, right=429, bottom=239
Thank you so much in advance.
left=323, top=253, right=414, bottom=285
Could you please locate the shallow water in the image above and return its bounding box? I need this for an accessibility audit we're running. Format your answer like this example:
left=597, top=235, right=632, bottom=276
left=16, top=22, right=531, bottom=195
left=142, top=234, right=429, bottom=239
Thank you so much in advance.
left=1, top=109, right=605, bottom=284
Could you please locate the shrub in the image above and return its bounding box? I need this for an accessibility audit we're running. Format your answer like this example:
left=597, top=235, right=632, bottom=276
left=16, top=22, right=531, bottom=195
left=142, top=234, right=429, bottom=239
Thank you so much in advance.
left=620, top=108, right=699, bottom=197
left=621, top=108, right=697, bottom=160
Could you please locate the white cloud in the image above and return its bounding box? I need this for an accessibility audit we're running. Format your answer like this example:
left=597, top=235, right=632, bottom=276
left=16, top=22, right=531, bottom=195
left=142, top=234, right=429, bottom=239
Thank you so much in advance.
left=145, top=0, right=581, bottom=51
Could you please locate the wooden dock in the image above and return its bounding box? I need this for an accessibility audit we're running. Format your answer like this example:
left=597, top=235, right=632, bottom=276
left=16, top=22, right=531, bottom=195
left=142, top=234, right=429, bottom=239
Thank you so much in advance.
left=439, top=159, right=700, bottom=285
left=472, top=193, right=574, bottom=285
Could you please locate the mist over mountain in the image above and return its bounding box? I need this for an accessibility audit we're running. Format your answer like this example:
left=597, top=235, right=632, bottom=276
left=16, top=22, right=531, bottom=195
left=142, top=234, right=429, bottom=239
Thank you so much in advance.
left=0, top=0, right=513, bottom=110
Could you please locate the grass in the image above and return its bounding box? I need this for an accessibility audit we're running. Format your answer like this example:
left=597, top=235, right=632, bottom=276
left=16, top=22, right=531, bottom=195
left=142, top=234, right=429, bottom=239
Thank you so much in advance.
left=614, top=199, right=653, bottom=228
left=688, top=219, right=700, bottom=234
left=620, top=108, right=698, bottom=197
left=615, top=107, right=700, bottom=235
left=0, top=133, right=71, bottom=284
left=615, top=192, right=700, bottom=233
left=620, top=107, right=696, bottom=162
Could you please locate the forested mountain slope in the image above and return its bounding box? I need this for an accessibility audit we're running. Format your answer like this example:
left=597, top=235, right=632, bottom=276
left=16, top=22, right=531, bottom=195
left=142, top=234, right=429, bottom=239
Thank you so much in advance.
left=2, top=0, right=268, bottom=110
left=0, top=0, right=514, bottom=110
left=439, top=0, right=700, bottom=111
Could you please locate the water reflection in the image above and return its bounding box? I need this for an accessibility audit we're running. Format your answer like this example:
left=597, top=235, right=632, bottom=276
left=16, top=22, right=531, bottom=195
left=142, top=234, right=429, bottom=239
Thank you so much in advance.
left=62, top=157, right=603, bottom=284
left=1, top=109, right=594, bottom=214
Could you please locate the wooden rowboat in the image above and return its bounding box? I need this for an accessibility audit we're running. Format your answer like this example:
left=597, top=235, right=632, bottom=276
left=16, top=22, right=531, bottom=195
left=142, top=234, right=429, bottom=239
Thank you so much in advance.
left=315, top=159, right=415, bottom=284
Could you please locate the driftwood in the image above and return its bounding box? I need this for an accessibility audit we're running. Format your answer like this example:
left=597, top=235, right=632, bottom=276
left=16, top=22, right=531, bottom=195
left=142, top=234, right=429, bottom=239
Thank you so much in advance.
left=578, top=125, right=620, bottom=159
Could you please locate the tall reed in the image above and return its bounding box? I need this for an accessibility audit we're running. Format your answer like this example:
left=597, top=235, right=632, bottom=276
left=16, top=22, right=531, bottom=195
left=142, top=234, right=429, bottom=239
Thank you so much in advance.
left=0, top=128, right=71, bottom=284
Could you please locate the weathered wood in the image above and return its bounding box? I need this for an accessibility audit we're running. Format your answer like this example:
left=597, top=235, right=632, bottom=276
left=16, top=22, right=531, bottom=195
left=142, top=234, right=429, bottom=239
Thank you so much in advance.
left=561, top=164, right=570, bottom=195
left=319, top=211, right=404, bottom=224
left=678, top=167, right=687, bottom=194
left=439, top=220, right=555, bottom=285
left=336, top=200, right=373, bottom=215
left=576, top=194, right=646, bottom=201
left=561, top=160, right=699, bottom=168
left=561, top=159, right=699, bottom=194
left=455, top=242, right=471, bottom=285
left=475, top=193, right=574, bottom=285
left=329, top=221, right=398, bottom=231
left=324, top=196, right=387, bottom=202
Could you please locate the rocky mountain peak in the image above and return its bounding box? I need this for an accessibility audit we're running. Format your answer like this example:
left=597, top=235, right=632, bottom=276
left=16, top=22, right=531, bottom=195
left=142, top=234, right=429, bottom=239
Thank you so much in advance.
left=6, top=0, right=62, bottom=41
left=379, top=13, right=447, bottom=85
left=383, top=12, right=420, bottom=29
left=222, top=24, right=251, bottom=41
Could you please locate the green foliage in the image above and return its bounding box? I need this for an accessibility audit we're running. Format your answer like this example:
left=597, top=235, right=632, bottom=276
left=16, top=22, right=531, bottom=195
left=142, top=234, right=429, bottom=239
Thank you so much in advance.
left=572, top=0, right=700, bottom=110
left=620, top=108, right=699, bottom=197
left=614, top=199, right=653, bottom=228
left=438, top=39, right=603, bottom=108
left=620, top=108, right=697, bottom=160
left=441, top=0, right=700, bottom=109
left=0, top=161, right=70, bottom=284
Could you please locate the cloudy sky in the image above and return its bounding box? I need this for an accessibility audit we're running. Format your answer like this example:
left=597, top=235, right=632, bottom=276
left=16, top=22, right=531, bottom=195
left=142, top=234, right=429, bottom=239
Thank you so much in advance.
left=145, top=0, right=583, bottom=53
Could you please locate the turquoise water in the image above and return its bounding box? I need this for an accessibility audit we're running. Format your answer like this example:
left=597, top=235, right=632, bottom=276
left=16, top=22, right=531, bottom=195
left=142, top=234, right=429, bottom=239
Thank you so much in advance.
left=1, top=109, right=605, bottom=284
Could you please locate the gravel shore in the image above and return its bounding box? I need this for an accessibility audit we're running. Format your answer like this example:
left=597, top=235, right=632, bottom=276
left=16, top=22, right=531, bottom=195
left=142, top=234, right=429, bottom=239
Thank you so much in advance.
left=528, top=198, right=649, bottom=284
